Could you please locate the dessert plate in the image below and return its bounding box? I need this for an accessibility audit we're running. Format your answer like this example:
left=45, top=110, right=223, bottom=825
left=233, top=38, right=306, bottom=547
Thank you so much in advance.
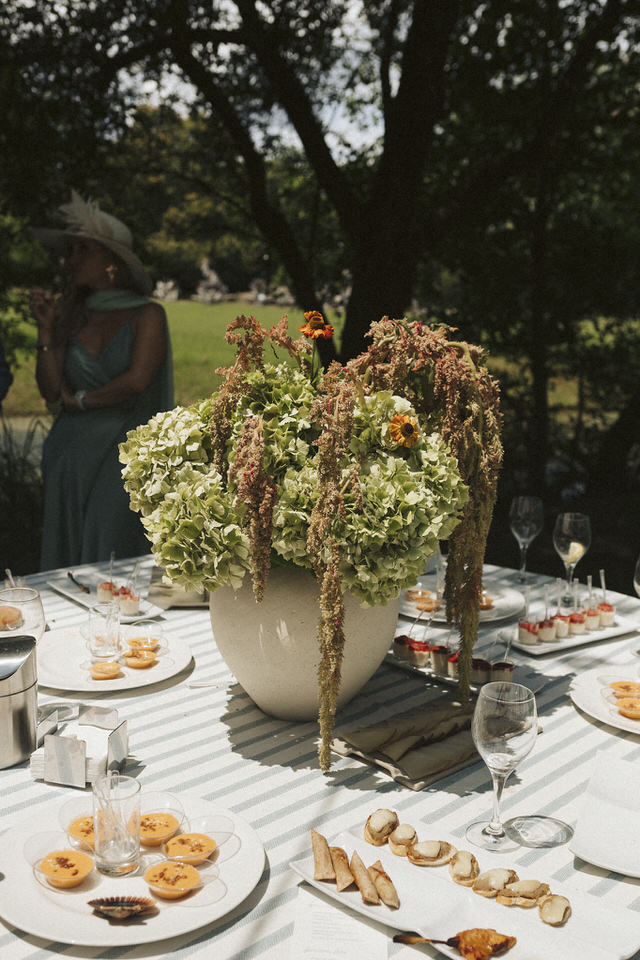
left=570, top=753, right=640, bottom=878
left=36, top=627, right=193, bottom=692
left=500, top=614, right=637, bottom=656
left=46, top=568, right=163, bottom=623
left=291, top=830, right=640, bottom=960
left=0, top=794, right=264, bottom=947
left=399, top=578, right=524, bottom=624
left=569, top=665, right=640, bottom=735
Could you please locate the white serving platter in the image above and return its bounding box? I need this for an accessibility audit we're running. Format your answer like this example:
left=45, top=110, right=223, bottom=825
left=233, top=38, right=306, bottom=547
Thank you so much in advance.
left=291, top=830, right=640, bottom=960
left=46, top=569, right=164, bottom=623
left=37, top=627, right=193, bottom=692
left=0, top=794, right=264, bottom=947
left=499, top=614, right=637, bottom=656
left=400, top=577, right=524, bottom=624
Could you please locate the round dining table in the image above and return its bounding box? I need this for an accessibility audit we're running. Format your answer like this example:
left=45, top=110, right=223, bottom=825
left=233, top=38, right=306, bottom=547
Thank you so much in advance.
left=1, top=556, right=640, bottom=960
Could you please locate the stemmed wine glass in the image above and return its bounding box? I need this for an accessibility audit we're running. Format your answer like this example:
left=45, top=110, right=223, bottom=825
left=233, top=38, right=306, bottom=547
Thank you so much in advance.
left=466, top=682, right=537, bottom=851
left=634, top=553, right=640, bottom=600
left=509, top=496, right=543, bottom=582
left=552, top=513, right=591, bottom=605
left=0, top=587, right=46, bottom=644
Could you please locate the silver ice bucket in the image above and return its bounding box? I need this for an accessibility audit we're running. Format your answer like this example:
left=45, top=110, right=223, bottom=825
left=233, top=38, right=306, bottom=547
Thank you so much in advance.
left=0, top=636, right=37, bottom=768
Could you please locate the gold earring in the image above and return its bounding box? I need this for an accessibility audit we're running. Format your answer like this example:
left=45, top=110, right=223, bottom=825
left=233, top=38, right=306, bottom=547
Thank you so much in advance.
left=105, top=264, right=116, bottom=283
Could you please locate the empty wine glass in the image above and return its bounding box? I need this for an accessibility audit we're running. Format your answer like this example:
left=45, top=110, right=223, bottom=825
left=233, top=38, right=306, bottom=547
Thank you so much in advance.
left=634, top=553, right=640, bottom=600
left=509, top=496, right=543, bottom=582
left=0, top=587, right=46, bottom=644
left=466, top=682, right=537, bottom=851
left=553, top=512, right=591, bottom=605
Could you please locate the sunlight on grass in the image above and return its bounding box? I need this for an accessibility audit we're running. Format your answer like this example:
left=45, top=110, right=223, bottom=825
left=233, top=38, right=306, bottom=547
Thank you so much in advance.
left=3, top=299, right=344, bottom=415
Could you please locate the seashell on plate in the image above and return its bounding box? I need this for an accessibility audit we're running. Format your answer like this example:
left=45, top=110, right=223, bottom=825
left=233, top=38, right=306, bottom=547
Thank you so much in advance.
left=364, top=808, right=399, bottom=845
left=407, top=840, right=456, bottom=866
left=88, top=896, right=157, bottom=920
left=538, top=893, right=571, bottom=926
left=496, top=879, right=550, bottom=907
left=472, top=868, right=519, bottom=897
left=448, top=849, right=480, bottom=885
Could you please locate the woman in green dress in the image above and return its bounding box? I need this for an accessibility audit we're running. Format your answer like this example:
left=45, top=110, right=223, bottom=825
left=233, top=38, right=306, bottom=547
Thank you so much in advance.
left=30, top=192, right=173, bottom=570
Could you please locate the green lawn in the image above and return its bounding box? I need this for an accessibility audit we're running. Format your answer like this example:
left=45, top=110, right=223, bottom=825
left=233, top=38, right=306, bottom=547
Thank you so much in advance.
left=3, top=299, right=337, bottom=416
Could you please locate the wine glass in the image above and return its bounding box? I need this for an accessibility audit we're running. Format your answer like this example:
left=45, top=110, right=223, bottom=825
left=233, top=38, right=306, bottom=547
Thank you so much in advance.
left=552, top=512, right=591, bottom=605
left=509, top=496, right=543, bottom=582
left=0, top=587, right=46, bottom=644
left=466, top=682, right=537, bottom=851
left=634, top=553, right=640, bottom=599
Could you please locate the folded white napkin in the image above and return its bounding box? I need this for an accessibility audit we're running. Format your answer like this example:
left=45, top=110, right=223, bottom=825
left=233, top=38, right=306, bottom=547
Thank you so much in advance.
left=30, top=721, right=111, bottom=784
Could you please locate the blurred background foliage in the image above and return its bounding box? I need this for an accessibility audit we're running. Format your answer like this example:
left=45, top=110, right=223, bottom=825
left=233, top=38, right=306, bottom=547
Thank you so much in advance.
left=0, top=0, right=638, bottom=580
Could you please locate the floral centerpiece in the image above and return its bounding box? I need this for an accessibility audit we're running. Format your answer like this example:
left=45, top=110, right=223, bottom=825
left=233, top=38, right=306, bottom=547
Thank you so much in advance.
left=120, top=313, right=501, bottom=769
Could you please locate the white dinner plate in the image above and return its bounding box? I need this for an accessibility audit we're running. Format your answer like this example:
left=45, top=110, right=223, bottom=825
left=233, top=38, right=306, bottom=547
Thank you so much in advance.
left=291, top=830, right=640, bottom=960
left=570, top=752, right=640, bottom=878
left=399, top=577, right=524, bottom=623
left=569, top=665, right=640, bottom=735
left=500, top=614, right=637, bottom=656
left=0, top=794, right=264, bottom=947
left=37, top=627, right=193, bottom=692
left=46, top=569, right=164, bottom=623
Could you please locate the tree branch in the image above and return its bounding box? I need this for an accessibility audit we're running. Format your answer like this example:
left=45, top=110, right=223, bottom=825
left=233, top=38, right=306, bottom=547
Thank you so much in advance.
left=233, top=0, right=362, bottom=239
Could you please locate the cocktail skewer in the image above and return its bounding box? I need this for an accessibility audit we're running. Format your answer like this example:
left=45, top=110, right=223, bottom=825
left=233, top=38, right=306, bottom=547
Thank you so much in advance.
left=587, top=574, right=593, bottom=611
left=555, top=576, right=563, bottom=615
left=4, top=568, right=15, bottom=587
left=67, top=571, right=90, bottom=594
left=543, top=583, right=549, bottom=621
left=600, top=567, right=607, bottom=603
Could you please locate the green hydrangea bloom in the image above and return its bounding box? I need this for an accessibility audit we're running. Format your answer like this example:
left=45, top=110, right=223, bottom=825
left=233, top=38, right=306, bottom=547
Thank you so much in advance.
left=120, top=378, right=467, bottom=599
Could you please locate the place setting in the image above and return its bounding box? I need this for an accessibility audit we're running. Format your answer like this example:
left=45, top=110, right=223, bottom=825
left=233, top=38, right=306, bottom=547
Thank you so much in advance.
left=46, top=557, right=164, bottom=623
left=37, top=613, right=193, bottom=692
left=0, top=773, right=264, bottom=947
left=293, top=681, right=640, bottom=960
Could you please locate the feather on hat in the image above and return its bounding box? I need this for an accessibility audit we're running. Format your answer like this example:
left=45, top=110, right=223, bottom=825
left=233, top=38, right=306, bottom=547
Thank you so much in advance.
left=34, top=191, right=153, bottom=296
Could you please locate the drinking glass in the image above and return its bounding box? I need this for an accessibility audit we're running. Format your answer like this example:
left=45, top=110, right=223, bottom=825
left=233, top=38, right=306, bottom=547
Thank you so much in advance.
left=0, top=587, right=46, bottom=644
left=553, top=512, right=591, bottom=605
left=509, top=496, right=543, bottom=582
left=466, top=682, right=537, bottom=851
left=86, top=602, right=120, bottom=661
left=92, top=773, right=141, bottom=876
left=634, top=554, right=640, bottom=600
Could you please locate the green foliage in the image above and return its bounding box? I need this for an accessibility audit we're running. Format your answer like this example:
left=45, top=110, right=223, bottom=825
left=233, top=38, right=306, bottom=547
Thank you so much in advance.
left=120, top=362, right=467, bottom=604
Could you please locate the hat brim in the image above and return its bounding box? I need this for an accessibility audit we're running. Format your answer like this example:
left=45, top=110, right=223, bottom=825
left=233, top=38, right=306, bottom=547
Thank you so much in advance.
left=33, top=227, right=153, bottom=297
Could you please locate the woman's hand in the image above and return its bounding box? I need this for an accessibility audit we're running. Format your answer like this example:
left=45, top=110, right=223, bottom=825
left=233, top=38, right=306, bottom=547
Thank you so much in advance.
left=29, top=288, right=56, bottom=331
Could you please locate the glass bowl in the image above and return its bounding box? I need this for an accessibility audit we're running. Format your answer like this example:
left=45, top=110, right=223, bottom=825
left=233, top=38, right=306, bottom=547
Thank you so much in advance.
left=24, top=831, right=97, bottom=893
left=139, top=791, right=185, bottom=846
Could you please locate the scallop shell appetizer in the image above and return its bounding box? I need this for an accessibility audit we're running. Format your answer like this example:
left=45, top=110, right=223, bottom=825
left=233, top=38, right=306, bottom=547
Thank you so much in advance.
left=407, top=839, right=456, bottom=866
left=448, top=849, right=480, bottom=885
left=88, top=896, right=157, bottom=920
left=388, top=824, right=417, bottom=856
left=496, top=879, right=550, bottom=907
left=539, top=893, right=571, bottom=926
left=364, top=808, right=399, bottom=846
left=472, top=867, right=519, bottom=897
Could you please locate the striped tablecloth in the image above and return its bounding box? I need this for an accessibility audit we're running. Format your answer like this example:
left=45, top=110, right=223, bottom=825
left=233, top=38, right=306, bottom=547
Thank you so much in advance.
left=2, top=557, right=640, bottom=959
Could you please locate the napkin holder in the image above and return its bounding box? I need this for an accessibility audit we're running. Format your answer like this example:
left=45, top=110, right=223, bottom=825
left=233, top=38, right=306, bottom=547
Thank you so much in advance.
left=33, top=705, right=128, bottom=788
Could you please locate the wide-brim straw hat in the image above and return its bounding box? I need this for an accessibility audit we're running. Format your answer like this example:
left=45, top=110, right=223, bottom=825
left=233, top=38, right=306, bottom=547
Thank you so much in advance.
left=34, top=190, right=153, bottom=296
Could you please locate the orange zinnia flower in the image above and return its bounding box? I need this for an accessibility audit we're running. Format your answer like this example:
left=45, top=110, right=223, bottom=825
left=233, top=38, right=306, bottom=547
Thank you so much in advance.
left=389, top=413, right=419, bottom=448
left=298, top=310, right=334, bottom=340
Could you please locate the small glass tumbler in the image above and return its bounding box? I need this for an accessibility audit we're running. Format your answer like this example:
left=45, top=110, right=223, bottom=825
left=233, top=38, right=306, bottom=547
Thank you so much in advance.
left=92, top=773, right=141, bottom=877
left=87, top=602, right=120, bottom=661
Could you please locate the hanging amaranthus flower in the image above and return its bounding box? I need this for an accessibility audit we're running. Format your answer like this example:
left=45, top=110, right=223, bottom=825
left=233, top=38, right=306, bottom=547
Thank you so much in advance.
left=389, top=413, right=419, bottom=448
left=299, top=310, right=334, bottom=340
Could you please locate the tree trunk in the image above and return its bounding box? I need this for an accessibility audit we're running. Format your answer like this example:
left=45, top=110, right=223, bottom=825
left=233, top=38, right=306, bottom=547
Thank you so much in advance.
left=591, top=385, right=640, bottom=491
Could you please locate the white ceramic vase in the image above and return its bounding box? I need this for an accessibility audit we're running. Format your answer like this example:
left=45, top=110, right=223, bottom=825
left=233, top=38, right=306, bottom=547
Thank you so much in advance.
left=209, top=566, right=400, bottom=721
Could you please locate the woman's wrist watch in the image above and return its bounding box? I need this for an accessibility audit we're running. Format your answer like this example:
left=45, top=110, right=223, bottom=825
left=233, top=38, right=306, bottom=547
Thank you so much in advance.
left=74, top=389, right=88, bottom=411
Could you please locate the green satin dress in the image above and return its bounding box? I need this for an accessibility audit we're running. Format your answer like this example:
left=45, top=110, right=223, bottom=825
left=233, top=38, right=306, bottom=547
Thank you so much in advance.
left=40, top=297, right=173, bottom=571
